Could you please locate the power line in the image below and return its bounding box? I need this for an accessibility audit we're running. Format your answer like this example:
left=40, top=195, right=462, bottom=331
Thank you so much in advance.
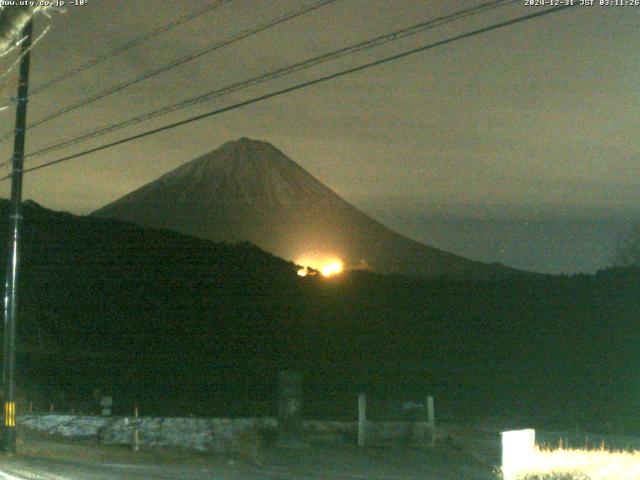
left=0, top=0, right=340, bottom=146
left=25, top=0, right=517, bottom=160
left=0, top=4, right=574, bottom=182
left=0, top=0, right=233, bottom=141
left=29, top=0, right=233, bottom=96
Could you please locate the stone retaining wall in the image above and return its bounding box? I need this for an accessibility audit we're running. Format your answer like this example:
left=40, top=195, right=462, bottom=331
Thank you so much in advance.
left=19, top=415, right=278, bottom=453
left=18, top=415, right=434, bottom=453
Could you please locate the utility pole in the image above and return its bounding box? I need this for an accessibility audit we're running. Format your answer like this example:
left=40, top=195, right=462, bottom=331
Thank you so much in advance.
left=2, top=18, right=33, bottom=453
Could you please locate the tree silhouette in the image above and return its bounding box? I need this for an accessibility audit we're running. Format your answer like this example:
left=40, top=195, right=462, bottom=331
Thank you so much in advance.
left=612, top=224, right=640, bottom=267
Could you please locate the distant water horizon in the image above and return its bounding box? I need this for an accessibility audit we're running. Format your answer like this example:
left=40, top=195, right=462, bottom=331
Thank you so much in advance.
left=352, top=199, right=638, bottom=275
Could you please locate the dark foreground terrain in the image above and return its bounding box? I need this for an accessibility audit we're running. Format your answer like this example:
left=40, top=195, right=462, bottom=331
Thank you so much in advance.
left=0, top=427, right=495, bottom=480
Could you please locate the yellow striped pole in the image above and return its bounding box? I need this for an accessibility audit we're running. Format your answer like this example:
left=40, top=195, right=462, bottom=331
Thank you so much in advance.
left=4, top=402, right=15, bottom=428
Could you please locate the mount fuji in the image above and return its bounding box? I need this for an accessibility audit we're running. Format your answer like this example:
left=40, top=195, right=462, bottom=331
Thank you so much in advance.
left=93, top=138, right=522, bottom=279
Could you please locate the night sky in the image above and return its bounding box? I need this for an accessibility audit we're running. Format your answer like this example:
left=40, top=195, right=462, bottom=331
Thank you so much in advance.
left=0, top=0, right=637, bottom=274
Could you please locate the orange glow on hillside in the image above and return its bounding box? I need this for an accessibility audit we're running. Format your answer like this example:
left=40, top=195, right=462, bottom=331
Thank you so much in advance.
left=295, top=254, right=344, bottom=278
left=320, top=261, right=343, bottom=277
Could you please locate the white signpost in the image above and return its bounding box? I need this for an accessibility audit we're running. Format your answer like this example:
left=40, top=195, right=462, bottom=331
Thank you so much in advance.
left=501, top=428, right=536, bottom=480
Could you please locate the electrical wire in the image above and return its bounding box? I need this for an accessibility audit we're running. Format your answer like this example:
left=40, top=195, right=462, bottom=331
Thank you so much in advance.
left=29, top=0, right=233, bottom=96
left=0, top=0, right=340, bottom=146
left=24, top=0, right=517, bottom=160
left=0, top=4, right=574, bottom=181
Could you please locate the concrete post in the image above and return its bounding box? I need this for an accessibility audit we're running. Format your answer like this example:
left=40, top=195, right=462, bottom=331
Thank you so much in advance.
left=132, top=405, right=139, bottom=452
left=427, top=395, right=435, bottom=447
left=277, top=370, right=303, bottom=446
left=358, top=393, right=366, bottom=447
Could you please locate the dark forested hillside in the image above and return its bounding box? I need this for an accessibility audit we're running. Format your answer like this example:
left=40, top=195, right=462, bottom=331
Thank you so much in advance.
left=1, top=200, right=638, bottom=432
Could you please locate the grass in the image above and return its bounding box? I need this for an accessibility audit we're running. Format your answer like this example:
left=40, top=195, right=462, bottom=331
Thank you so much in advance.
left=501, top=445, right=640, bottom=480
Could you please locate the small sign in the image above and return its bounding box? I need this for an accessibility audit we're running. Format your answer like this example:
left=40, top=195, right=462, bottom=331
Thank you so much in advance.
left=100, top=396, right=113, bottom=416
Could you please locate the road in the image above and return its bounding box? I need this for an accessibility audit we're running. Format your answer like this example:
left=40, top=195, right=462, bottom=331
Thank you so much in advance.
left=0, top=444, right=497, bottom=480
left=1, top=457, right=245, bottom=480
